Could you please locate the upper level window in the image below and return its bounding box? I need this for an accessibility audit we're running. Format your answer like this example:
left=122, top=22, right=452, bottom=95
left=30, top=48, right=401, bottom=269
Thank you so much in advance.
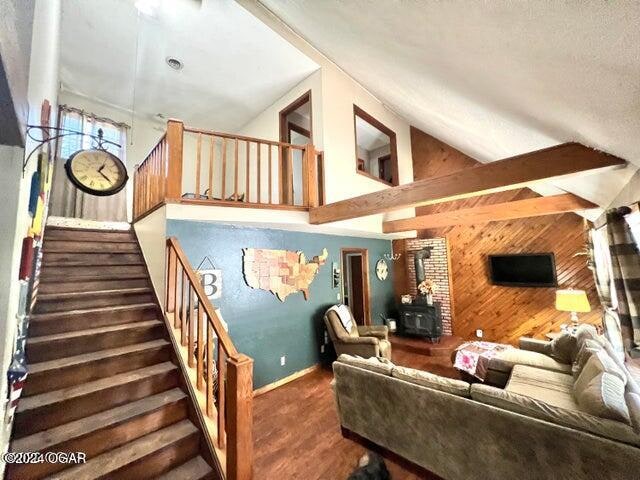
left=58, top=106, right=126, bottom=160
left=353, top=105, right=398, bottom=186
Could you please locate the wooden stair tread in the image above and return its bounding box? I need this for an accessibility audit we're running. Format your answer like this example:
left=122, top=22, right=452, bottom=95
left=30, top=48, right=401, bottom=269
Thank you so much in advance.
left=28, top=320, right=162, bottom=343
left=38, top=273, right=149, bottom=284
left=13, top=389, right=186, bottom=453
left=31, top=303, right=158, bottom=321
left=29, top=339, right=169, bottom=374
left=157, top=456, right=213, bottom=480
left=52, top=420, right=199, bottom=480
left=18, top=362, right=177, bottom=413
left=37, top=287, right=152, bottom=302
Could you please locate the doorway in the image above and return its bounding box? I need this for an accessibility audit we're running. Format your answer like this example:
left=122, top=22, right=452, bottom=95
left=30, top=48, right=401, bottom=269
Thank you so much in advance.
left=279, top=91, right=312, bottom=206
left=341, top=248, right=371, bottom=326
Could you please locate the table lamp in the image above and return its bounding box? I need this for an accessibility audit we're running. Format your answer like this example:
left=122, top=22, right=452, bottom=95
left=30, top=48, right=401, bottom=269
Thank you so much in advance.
left=555, top=289, right=591, bottom=328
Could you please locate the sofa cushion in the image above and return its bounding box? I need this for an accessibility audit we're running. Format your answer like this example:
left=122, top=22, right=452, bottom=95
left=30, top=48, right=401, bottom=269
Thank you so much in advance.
left=392, top=366, right=470, bottom=398
left=575, top=372, right=631, bottom=424
left=575, top=324, right=604, bottom=351
left=506, top=365, right=577, bottom=411
left=574, top=349, right=627, bottom=394
left=627, top=392, right=640, bottom=433
left=488, top=349, right=572, bottom=374
left=336, top=354, right=394, bottom=375
left=471, top=383, right=640, bottom=447
left=548, top=331, right=578, bottom=363
left=572, top=339, right=603, bottom=377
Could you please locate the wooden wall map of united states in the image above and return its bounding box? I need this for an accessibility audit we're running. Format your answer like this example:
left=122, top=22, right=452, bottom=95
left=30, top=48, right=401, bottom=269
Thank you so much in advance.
left=242, top=248, right=328, bottom=301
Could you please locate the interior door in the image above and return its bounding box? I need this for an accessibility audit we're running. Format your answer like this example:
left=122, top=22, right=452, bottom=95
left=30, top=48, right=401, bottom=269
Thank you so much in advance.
left=348, top=254, right=365, bottom=325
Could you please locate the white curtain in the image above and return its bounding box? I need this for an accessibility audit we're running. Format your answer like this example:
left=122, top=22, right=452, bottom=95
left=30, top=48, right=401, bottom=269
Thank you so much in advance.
left=49, top=108, right=128, bottom=222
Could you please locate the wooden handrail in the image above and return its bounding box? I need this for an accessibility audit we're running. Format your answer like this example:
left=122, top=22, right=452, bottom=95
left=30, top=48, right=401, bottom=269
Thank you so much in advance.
left=133, top=119, right=322, bottom=220
left=166, top=237, right=237, bottom=357
left=165, top=236, right=253, bottom=480
left=184, top=126, right=306, bottom=150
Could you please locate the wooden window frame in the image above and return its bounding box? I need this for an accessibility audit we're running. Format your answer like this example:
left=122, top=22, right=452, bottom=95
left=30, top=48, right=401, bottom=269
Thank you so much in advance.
left=353, top=105, right=399, bottom=187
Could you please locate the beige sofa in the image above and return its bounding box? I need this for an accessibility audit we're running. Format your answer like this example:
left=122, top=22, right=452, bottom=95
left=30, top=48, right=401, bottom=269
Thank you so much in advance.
left=332, top=326, right=640, bottom=480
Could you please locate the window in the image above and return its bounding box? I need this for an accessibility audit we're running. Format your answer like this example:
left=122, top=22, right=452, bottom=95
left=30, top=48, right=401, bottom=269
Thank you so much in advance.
left=626, top=208, right=640, bottom=248
left=353, top=105, right=398, bottom=186
left=58, top=107, right=126, bottom=161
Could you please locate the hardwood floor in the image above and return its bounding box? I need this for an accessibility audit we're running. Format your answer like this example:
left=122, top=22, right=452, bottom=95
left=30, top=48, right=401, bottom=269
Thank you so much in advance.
left=253, top=350, right=459, bottom=480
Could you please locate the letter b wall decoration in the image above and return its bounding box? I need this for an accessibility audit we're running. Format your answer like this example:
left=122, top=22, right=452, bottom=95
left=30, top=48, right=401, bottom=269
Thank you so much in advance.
left=196, top=256, right=222, bottom=300
left=200, top=269, right=222, bottom=299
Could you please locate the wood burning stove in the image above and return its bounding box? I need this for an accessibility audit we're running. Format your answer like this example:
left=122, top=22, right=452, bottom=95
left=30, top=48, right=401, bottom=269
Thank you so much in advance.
left=398, top=303, right=442, bottom=340
left=397, top=246, right=443, bottom=340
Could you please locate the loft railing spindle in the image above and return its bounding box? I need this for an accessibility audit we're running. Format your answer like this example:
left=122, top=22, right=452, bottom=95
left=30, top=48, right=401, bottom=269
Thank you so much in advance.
left=195, top=132, right=202, bottom=197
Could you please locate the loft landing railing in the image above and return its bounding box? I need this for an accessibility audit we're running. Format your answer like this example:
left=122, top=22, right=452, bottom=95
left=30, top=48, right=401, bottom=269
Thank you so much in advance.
left=166, top=237, right=253, bottom=480
left=133, top=119, right=321, bottom=220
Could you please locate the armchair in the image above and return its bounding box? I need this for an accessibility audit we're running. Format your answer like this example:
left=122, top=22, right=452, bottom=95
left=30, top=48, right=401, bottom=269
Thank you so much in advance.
left=324, top=307, right=392, bottom=360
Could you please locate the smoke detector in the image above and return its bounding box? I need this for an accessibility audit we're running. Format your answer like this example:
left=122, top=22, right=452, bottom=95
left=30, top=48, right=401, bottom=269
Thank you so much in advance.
left=165, top=57, right=183, bottom=71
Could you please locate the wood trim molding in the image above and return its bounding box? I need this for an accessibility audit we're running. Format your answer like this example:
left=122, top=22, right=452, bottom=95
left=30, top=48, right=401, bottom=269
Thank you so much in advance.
left=353, top=104, right=399, bottom=187
left=253, top=364, right=321, bottom=397
left=383, top=193, right=598, bottom=233
left=340, top=247, right=371, bottom=325
left=309, top=143, right=625, bottom=225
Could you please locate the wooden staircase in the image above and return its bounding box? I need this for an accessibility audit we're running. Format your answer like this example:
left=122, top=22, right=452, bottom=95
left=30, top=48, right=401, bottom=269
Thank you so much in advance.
left=8, top=226, right=220, bottom=479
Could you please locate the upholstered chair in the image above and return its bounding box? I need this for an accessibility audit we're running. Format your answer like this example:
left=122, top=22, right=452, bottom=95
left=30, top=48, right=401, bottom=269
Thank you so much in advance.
left=324, top=306, right=392, bottom=360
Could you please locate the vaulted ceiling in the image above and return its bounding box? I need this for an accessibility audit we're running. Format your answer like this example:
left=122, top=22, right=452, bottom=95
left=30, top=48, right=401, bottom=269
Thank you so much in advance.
left=258, top=0, right=640, bottom=209
left=59, top=0, right=319, bottom=131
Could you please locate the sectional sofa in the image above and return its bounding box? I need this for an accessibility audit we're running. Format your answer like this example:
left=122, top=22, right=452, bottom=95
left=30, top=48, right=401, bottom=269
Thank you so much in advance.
left=332, top=326, right=640, bottom=480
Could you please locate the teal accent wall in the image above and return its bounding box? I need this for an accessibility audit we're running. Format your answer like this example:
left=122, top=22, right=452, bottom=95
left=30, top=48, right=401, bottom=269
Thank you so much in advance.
left=166, top=220, right=395, bottom=388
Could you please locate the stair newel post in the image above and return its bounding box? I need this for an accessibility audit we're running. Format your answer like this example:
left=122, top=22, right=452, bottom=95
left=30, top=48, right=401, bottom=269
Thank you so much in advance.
left=305, top=143, right=318, bottom=208
left=165, top=119, right=184, bottom=202
left=226, top=353, right=253, bottom=480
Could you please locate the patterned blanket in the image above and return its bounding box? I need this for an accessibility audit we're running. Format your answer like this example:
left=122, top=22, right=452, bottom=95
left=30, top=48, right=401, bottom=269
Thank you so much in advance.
left=453, top=341, right=513, bottom=380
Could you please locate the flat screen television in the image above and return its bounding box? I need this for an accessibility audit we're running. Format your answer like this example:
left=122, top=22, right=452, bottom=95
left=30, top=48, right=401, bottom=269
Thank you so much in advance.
left=488, top=253, right=557, bottom=287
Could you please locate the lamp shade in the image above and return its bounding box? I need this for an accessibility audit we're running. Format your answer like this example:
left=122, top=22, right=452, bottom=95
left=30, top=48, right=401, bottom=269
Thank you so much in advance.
left=555, top=289, right=591, bottom=313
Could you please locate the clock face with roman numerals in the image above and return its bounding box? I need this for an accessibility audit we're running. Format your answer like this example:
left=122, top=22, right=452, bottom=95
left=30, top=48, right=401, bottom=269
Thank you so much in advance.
left=64, top=149, right=128, bottom=196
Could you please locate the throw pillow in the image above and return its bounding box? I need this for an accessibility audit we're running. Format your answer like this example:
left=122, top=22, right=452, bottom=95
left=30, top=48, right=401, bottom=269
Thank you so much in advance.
left=574, top=349, right=626, bottom=396
left=575, top=372, right=631, bottom=424
left=549, top=331, right=577, bottom=363
left=572, top=339, right=603, bottom=378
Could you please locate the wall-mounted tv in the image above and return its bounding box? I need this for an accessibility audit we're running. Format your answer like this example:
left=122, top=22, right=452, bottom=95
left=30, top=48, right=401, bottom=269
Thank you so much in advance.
left=488, top=253, right=557, bottom=288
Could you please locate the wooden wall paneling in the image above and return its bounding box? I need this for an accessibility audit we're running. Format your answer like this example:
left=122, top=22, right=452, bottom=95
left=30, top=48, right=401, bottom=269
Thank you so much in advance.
left=400, top=128, right=603, bottom=345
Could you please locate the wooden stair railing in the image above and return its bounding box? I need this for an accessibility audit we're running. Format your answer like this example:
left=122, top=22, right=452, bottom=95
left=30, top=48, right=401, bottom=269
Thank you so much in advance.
left=166, top=237, right=253, bottom=480
left=133, top=119, right=320, bottom=220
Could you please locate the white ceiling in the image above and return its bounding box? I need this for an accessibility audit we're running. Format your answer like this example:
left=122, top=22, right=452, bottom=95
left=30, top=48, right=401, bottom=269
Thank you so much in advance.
left=258, top=0, right=640, bottom=209
left=59, top=0, right=319, bottom=131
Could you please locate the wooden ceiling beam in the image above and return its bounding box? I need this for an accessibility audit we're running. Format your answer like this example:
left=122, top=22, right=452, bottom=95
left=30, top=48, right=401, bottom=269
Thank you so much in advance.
left=382, top=193, right=598, bottom=233
left=308, top=143, right=625, bottom=225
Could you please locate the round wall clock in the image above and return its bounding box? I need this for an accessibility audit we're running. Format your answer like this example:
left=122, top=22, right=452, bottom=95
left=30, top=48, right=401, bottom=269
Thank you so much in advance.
left=64, top=149, right=128, bottom=196
left=376, top=258, right=389, bottom=281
